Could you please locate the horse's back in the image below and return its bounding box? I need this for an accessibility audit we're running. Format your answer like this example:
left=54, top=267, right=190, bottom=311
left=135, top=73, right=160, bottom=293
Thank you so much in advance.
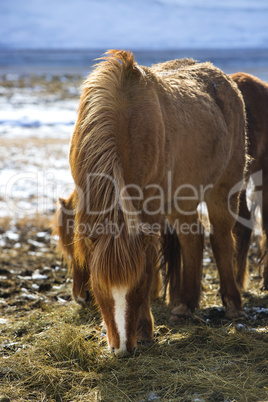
left=153, top=61, right=246, bottom=187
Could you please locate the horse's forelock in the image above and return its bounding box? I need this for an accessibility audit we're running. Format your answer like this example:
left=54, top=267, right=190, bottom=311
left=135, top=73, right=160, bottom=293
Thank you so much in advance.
left=90, top=231, right=146, bottom=294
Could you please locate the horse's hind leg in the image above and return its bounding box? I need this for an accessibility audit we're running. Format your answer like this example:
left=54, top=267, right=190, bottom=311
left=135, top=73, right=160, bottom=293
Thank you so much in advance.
left=206, top=190, right=243, bottom=318
left=162, top=227, right=182, bottom=307
left=262, top=170, right=268, bottom=289
left=170, top=213, right=204, bottom=320
left=233, top=188, right=252, bottom=290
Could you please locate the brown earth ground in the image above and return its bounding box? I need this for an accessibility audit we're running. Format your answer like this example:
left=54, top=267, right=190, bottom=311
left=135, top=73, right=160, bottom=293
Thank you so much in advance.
left=0, top=213, right=267, bottom=401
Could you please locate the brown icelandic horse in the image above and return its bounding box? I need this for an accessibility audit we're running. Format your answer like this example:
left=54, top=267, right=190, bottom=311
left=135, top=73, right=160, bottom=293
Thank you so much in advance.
left=231, top=72, right=268, bottom=290
left=167, top=72, right=268, bottom=315
left=69, top=50, right=246, bottom=355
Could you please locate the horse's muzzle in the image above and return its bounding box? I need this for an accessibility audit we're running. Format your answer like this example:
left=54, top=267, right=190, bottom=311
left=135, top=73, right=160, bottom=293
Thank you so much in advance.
left=111, top=346, right=136, bottom=357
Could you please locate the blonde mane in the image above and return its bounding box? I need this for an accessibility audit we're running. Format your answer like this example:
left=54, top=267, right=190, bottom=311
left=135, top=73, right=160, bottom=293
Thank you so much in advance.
left=69, top=50, right=149, bottom=293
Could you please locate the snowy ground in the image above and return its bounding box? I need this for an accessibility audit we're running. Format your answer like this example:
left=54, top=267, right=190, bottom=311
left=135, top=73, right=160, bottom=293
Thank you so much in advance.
left=0, top=75, right=79, bottom=220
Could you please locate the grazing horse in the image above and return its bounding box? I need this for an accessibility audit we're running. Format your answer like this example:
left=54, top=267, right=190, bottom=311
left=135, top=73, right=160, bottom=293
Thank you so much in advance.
left=231, top=72, right=268, bottom=290
left=69, top=50, right=246, bottom=355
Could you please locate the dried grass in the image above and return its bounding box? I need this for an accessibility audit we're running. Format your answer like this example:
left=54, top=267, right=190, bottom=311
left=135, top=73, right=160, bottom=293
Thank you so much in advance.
left=1, top=300, right=267, bottom=402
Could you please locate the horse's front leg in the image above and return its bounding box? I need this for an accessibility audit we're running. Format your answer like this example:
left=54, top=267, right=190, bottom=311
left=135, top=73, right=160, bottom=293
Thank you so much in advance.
left=206, top=190, right=243, bottom=318
left=137, top=244, right=158, bottom=343
left=170, top=213, right=204, bottom=320
left=137, top=295, right=154, bottom=344
left=233, top=188, right=252, bottom=290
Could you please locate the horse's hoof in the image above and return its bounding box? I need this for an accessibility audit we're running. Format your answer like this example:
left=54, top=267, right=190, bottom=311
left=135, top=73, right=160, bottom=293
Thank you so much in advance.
left=225, top=307, right=245, bottom=319
left=137, top=339, right=153, bottom=347
left=169, top=304, right=192, bottom=322
left=137, top=331, right=153, bottom=343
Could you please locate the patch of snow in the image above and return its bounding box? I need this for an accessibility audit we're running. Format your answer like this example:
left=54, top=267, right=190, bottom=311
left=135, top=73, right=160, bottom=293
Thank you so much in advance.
left=236, top=323, right=245, bottom=330
left=0, top=318, right=9, bottom=324
left=0, top=96, right=77, bottom=139
left=28, top=239, right=44, bottom=248
left=21, top=292, right=39, bottom=300
left=245, top=307, right=268, bottom=314
left=0, top=106, right=76, bottom=130
left=0, top=238, right=6, bottom=247
left=32, top=269, right=48, bottom=280
left=5, top=231, right=20, bottom=241
left=57, top=296, right=67, bottom=303
left=17, top=275, right=32, bottom=281
left=36, top=232, right=49, bottom=238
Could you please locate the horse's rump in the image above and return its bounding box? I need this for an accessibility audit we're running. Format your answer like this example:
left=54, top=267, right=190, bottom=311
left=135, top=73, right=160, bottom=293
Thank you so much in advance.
left=231, top=72, right=268, bottom=165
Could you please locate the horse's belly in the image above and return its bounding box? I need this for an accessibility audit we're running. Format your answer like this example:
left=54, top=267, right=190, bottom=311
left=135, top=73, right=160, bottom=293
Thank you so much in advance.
left=171, top=123, right=232, bottom=188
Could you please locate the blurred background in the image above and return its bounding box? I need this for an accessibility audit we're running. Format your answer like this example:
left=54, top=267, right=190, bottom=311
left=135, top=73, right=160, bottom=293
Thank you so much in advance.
left=0, top=0, right=268, bottom=219
left=1, top=0, right=268, bottom=77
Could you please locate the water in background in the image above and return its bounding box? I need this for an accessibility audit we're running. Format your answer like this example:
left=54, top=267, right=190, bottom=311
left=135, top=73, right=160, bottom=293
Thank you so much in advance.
left=1, top=48, right=268, bottom=80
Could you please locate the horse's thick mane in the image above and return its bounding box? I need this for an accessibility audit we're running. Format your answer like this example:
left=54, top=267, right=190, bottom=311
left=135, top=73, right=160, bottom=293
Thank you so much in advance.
left=151, top=58, right=196, bottom=74
left=70, top=50, right=149, bottom=293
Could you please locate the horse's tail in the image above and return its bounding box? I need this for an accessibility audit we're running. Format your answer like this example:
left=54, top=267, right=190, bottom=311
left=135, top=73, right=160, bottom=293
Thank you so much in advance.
left=161, top=222, right=182, bottom=306
left=69, top=50, right=150, bottom=293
